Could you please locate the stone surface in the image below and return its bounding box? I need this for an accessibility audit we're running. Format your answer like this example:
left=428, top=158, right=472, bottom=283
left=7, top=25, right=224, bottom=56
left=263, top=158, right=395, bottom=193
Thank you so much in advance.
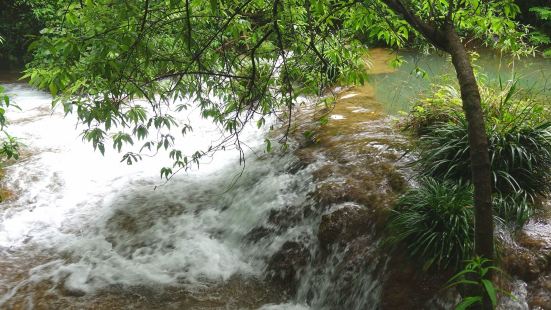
left=317, top=205, right=374, bottom=249
left=266, top=241, right=310, bottom=288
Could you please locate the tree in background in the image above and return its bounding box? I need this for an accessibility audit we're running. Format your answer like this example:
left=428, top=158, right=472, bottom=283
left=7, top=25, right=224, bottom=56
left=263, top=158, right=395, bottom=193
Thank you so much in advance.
left=23, top=1, right=533, bottom=307
left=0, top=0, right=59, bottom=69
left=521, top=2, right=551, bottom=57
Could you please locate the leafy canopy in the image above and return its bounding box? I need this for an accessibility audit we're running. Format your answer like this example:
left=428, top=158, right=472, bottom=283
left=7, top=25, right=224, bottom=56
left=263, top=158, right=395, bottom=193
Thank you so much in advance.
left=24, top=0, right=528, bottom=178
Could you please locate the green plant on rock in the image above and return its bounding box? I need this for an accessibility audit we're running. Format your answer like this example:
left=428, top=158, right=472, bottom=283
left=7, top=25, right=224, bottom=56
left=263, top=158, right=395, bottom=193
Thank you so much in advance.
left=445, top=257, right=513, bottom=310
left=386, top=178, right=475, bottom=271
left=0, top=86, right=19, bottom=161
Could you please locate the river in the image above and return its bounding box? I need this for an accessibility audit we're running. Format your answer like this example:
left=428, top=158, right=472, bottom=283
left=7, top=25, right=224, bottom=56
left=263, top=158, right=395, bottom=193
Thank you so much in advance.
left=0, top=49, right=550, bottom=309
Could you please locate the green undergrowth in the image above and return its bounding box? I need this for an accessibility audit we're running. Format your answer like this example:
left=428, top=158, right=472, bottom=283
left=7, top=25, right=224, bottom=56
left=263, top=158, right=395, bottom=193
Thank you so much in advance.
left=387, top=79, right=550, bottom=273
left=401, top=79, right=551, bottom=199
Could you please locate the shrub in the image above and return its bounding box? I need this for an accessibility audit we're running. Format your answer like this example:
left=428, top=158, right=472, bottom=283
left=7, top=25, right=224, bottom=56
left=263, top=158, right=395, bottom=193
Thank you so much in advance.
left=386, top=178, right=533, bottom=271
left=386, top=178, right=474, bottom=271
left=408, top=81, right=551, bottom=199
left=398, top=84, right=463, bottom=137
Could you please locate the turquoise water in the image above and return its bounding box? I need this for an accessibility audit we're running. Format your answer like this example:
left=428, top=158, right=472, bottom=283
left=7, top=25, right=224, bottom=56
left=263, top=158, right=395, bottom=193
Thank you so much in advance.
left=371, top=50, right=551, bottom=114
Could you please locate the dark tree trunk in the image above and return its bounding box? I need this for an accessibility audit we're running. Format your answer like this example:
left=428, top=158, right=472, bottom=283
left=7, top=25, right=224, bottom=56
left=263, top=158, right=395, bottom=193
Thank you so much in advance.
left=445, top=31, right=494, bottom=310
left=445, top=30, right=494, bottom=263
left=378, top=1, right=495, bottom=308
left=380, top=0, right=495, bottom=265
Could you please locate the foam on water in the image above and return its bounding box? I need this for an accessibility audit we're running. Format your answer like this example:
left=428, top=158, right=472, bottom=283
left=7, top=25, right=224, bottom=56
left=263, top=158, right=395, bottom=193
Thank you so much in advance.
left=0, top=84, right=316, bottom=304
left=259, top=303, right=311, bottom=310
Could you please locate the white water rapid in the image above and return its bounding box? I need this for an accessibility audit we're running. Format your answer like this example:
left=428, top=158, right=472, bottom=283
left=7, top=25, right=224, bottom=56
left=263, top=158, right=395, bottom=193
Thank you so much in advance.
left=0, top=83, right=317, bottom=309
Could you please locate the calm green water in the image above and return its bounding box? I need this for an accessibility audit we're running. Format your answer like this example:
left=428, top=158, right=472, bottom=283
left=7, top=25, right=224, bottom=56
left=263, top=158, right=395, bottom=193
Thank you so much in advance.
left=371, top=50, right=551, bottom=115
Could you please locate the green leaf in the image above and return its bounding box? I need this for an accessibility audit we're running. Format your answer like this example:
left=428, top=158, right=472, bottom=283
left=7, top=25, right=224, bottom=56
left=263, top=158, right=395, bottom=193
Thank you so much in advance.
left=481, top=279, right=497, bottom=307
left=265, top=138, right=272, bottom=152
left=49, top=82, right=58, bottom=96
left=455, top=296, right=482, bottom=310
left=160, top=167, right=173, bottom=179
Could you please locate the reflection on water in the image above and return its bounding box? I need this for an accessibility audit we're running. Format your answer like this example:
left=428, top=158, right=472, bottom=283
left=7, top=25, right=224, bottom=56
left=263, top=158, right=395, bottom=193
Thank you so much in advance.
left=371, top=50, right=551, bottom=114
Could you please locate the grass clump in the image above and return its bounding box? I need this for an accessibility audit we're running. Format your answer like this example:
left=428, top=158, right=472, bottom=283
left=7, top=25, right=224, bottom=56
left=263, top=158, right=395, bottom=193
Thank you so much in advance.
left=405, top=80, right=551, bottom=199
left=386, top=178, right=474, bottom=271
left=492, top=192, right=533, bottom=228
left=386, top=178, right=533, bottom=272
left=387, top=80, right=547, bottom=271
left=398, top=85, right=463, bottom=137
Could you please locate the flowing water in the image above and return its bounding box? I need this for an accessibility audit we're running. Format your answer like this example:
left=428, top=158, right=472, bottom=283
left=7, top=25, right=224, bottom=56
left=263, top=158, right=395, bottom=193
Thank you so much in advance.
left=0, top=83, right=319, bottom=309
left=0, top=49, right=550, bottom=309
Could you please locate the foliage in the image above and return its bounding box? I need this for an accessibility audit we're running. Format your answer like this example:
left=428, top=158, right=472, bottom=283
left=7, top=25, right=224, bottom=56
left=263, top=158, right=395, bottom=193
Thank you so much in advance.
left=492, top=192, right=532, bottom=228
left=398, top=84, right=463, bottom=136
left=0, top=86, right=20, bottom=161
left=386, top=175, right=537, bottom=271
left=386, top=178, right=533, bottom=270
left=0, top=0, right=60, bottom=68
left=446, top=257, right=512, bottom=310
left=386, top=178, right=475, bottom=271
left=529, top=6, right=551, bottom=21
left=526, top=6, right=551, bottom=57
left=408, top=81, right=551, bottom=199
left=20, top=0, right=531, bottom=178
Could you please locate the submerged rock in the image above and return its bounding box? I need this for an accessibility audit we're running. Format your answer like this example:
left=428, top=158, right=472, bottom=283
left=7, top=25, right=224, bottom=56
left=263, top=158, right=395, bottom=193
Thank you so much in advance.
left=317, top=205, right=374, bottom=250
left=61, top=285, right=87, bottom=297
left=244, top=226, right=273, bottom=243
left=503, top=248, right=548, bottom=282
left=266, top=241, right=310, bottom=292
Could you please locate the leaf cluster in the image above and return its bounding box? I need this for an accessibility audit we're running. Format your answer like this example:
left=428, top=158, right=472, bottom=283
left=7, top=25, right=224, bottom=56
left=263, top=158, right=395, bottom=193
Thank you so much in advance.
left=445, top=257, right=510, bottom=310
left=386, top=178, right=475, bottom=271
left=0, top=86, right=20, bottom=162
left=21, top=0, right=537, bottom=178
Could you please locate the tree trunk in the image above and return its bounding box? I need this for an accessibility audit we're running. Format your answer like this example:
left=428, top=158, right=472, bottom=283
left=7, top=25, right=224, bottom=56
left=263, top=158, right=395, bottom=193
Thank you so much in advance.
left=445, top=30, right=494, bottom=263
left=446, top=30, right=494, bottom=310
left=376, top=2, right=495, bottom=307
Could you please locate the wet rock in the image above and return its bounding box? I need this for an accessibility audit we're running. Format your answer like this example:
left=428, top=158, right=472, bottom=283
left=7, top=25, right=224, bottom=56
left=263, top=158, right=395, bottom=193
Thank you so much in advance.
left=61, top=285, right=87, bottom=297
left=266, top=241, right=310, bottom=289
left=317, top=205, right=374, bottom=249
left=285, top=160, right=308, bottom=174
left=244, top=226, right=273, bottom=243
left=312, top=164, right=335, bottom=181
left=387, top=169, right=408, bottom=193
left=502, top=224, right=551, bottom=283
left=380, top=254, right=454, bottom=310
left=267, top=206, right=307, bottom=229
left=294, top=148, right=319, bottom=166
left=313, top=178, right=387, bottom=208
left=529, top=276, right=551, bottom=310
left=246, top=204, right=317, bottom=244
left=503, top=248, right=548, bottom=282
left=302, top=236, right=385, bottom=309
